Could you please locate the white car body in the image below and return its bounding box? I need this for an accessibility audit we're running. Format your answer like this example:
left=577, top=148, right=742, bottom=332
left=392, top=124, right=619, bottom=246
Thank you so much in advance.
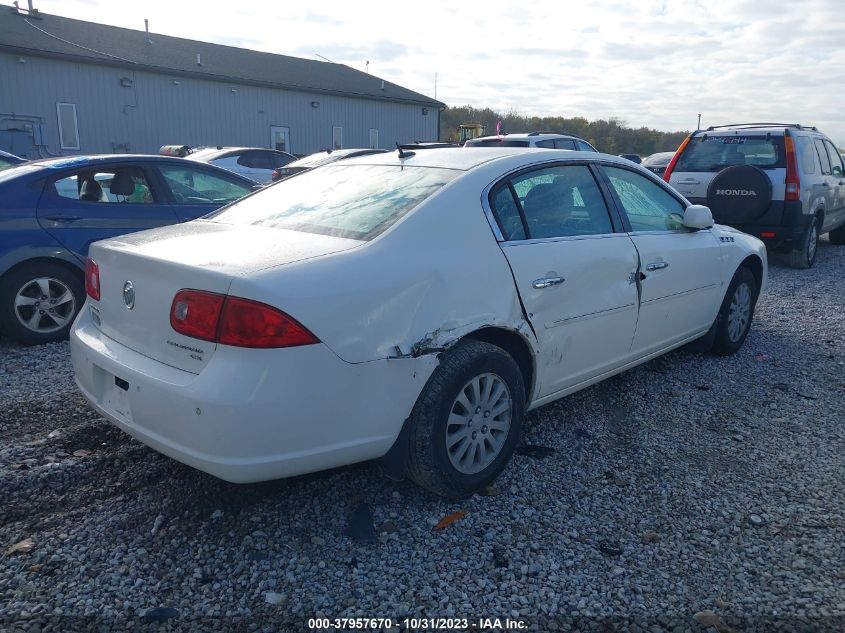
left=186, top=147, right=295, bottom=184
left=71, top=149, right=767, bottom=486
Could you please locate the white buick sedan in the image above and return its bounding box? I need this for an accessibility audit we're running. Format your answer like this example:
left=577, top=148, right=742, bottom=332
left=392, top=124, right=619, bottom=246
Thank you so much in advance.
left=71, top=148, right=767, bottom=497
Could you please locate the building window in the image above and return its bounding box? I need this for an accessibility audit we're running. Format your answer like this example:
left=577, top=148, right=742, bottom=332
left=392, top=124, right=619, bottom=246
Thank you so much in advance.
left=56, top=102, right=80, bottom=150
left=369, top=128, right=379, bottom=150
left=332, top=126, right=343, bottom=150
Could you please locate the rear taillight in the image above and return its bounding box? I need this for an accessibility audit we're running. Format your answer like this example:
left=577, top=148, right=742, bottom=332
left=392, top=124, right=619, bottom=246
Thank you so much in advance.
left=784, top=133, right=800, bottom=201
left=271, top=169, right=281, bottom=182
left=85, top=258, right=100, bottom=301
left=662, top=135, right=691, bottom=182
left=170, top=289, right=225, bottom=342
left=169, top=289, right=319, bottom=349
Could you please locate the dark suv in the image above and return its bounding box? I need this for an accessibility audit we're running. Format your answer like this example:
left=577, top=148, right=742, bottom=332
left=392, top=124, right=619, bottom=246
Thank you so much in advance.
left=665, top=123, right=845, bottom=268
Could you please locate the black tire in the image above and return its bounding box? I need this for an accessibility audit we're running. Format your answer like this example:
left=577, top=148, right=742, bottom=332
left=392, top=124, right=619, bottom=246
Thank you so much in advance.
left=406, top=340, right=525, bottom=498
left=829, top=223, right=845, bottom=245
left=710, top=266, right=758, bottom=356
left=788, top=218, right=820, bottom=269
left=0, top=262, right=84, bottom=345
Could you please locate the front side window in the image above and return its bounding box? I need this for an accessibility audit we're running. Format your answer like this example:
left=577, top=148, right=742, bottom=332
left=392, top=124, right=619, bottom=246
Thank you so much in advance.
left=208, top=164, right=458, bottom=241
left=604, top=166, right=685, bottom=232
left=491, top=165, right=613, bottom=240
left=555, top=139, right=577, bottom=150
left=465, top=139, right=530, bottom=147
left=534, top=140, right=555, bottom=149
left=53, top=168, right=154, bottom=203
left=56, top=103, right=80, bottom=150
left=159, top=165, right=252, bottom=204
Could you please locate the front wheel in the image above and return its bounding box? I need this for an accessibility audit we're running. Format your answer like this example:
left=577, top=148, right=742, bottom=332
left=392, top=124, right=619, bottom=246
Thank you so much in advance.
left=0, top=262, right=84, bottom=345
left=406, top=340, right=525, bottom=498
left=710, top=266, right=758, bottom=356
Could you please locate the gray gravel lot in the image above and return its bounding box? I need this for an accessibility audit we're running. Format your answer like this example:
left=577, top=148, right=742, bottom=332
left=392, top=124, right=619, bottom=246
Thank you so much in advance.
left=1, top=240, right=843, bottom=633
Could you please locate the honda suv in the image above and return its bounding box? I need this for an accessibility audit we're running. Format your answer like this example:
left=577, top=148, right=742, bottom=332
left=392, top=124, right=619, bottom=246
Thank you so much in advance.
left=664, top=123, right=845, bottom=268
left=465, top=131, right=598, bottom=152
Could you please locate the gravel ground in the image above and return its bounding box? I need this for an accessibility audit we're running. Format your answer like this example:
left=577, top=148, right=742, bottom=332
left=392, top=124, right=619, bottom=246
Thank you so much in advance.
left=1, top=239, right=843, bottom=633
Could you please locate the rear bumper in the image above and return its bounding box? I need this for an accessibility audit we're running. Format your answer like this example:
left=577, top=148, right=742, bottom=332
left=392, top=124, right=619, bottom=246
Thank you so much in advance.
left=688, top=198, right=810, bottom=249
left=70, top=310, right=437, bottom=483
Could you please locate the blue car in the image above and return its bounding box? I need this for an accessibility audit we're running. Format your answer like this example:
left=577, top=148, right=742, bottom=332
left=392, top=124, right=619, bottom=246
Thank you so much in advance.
left=0, top=149, right=26, bottom=171
left=0, top=154, right=259, bottom=344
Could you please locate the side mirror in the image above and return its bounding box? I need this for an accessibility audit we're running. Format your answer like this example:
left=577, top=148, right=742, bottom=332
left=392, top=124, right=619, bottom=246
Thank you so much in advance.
left=683, top=204, right=714, bottom=230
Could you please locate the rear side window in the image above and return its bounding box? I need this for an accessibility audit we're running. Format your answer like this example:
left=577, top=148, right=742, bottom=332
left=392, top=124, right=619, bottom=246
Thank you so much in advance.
left=576, top=141, right=597, bottom=152
left=823, top=140, right=844, bottom=177
left=814, top=138, right=831, bottom=175
left=490, top=165, right=613, bottom=240
left=675, top=135, right=785, bottom=171
left=52, top=168, right=155, bottom=203
left=555, top=139, right=577, bottom=150
left=794, top=136, right=816, bottom=174
left=208, top=164, right=458, bottom=241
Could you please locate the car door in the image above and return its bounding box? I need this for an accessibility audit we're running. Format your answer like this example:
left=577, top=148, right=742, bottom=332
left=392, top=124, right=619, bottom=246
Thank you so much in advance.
left=36, top=163, right=179, bottom=258
left=600, top=165, right=722, bottom=356
left=812, top=137, right=837, bottom=228
left=488, top=163, right=641, bottom=397
left=822, top=140, right=845, bottom=229
left=153, top=162, right=257, bottom=222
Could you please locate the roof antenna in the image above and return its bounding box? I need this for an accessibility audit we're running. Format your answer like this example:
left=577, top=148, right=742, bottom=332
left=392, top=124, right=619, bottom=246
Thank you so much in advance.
left=396, top=142, right=414, bottom=159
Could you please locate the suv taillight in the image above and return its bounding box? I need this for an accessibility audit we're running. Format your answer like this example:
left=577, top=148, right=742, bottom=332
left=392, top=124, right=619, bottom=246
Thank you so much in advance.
left=784, top=133, right=800, bottom=201
left=85, top=258, right=100, bottom=301
left=170, top=289, right=319, bottom=349
left=662, top=135, right=691, bottom=182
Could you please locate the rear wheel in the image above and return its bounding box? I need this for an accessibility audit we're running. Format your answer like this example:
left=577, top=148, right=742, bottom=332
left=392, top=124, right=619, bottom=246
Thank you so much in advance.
left=407, top=340, right=525, bottom=498
left=0, top=262, right=84, bottom=345
left=710, top=267, right=757, bottom=356
left=788, top=218, right=820, bottom=268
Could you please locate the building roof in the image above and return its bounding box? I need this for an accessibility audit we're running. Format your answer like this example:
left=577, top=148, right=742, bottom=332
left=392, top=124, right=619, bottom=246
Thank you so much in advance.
left=0, top=6, right=444, bottom=108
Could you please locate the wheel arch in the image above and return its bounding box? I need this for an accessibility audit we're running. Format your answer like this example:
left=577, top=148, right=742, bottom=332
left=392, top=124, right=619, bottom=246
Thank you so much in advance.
left=739, top=254, right=764, bottom=297
left=0, top=255, right=85, bottom=286
left=463, top=326, right=536, bottom=403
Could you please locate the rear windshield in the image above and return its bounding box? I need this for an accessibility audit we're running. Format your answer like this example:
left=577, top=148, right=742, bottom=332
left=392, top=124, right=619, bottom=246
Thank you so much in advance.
left=208, top=164, right=459, bottom=241
left=465, top=139, right=530, bottom=147
left=676, top=135, right=785, bottom=171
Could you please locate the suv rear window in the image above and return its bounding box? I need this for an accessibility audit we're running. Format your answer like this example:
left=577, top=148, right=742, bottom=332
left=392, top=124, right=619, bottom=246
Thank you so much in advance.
left=675, top=135, right=785, bottom=171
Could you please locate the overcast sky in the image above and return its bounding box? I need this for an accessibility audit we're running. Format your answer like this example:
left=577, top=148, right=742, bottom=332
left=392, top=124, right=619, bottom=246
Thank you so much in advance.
left=42, top=0, right=845, bottom=144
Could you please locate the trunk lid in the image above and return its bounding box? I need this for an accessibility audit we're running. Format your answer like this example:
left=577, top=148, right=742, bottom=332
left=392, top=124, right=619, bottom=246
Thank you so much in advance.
left=88, top=221, right=361, bottom=373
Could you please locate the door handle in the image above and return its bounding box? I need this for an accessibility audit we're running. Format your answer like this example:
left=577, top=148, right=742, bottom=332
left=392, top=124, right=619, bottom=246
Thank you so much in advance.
left=532, top=276, right=565, bottom=289
left=677, top=178, right=700, bottom=184
left=645, top=261, right=669, bottom=271
left=44, top=216, right=82, bottom=223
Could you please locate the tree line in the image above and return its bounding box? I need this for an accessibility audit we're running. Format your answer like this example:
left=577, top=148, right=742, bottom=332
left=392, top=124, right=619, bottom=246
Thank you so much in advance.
left=440, top=105, right=690, bottom=156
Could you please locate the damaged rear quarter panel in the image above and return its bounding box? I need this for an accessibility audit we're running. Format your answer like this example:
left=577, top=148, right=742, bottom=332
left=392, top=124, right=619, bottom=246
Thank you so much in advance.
left=233, top=169, right=535, bottom=368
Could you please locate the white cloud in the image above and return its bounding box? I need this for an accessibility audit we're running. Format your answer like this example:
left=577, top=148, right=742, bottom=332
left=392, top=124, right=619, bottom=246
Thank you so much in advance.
left=40, top=0, right=845, bottom=144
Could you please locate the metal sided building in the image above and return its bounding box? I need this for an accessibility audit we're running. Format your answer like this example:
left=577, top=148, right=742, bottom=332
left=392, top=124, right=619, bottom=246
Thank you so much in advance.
left=0, top=5, right=444, bottom=158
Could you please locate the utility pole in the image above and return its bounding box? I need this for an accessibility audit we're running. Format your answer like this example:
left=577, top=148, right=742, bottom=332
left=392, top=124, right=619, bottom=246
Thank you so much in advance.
left=697, top=113, right=701, bottom=130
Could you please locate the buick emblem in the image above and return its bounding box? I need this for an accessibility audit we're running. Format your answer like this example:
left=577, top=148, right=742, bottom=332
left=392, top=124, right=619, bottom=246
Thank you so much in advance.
left=122, top=281, right=135, bottom=310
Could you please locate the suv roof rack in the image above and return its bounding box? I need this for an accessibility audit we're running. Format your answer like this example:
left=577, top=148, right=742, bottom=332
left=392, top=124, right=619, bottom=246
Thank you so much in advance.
left=704, top=123, right=818, bottom=132
left=527, top=131, right=568, bottom=136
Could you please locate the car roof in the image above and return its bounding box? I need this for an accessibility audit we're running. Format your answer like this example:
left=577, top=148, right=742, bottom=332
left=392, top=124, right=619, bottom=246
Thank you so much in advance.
left=335, top=147, right=629, bottom=171
left=187, top=147, right=288, bottom=160
left=16, top=154, right=259, bottom=182
left=472, top=132, right=584, bottom=141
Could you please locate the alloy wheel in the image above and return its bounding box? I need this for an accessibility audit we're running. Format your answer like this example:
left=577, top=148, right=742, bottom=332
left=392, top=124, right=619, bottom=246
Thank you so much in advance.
left=446, top=372, right=512, bottom=475
left=14, top=277, right=77, bottom=334
left=727, top=282, right=751, bottom=343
